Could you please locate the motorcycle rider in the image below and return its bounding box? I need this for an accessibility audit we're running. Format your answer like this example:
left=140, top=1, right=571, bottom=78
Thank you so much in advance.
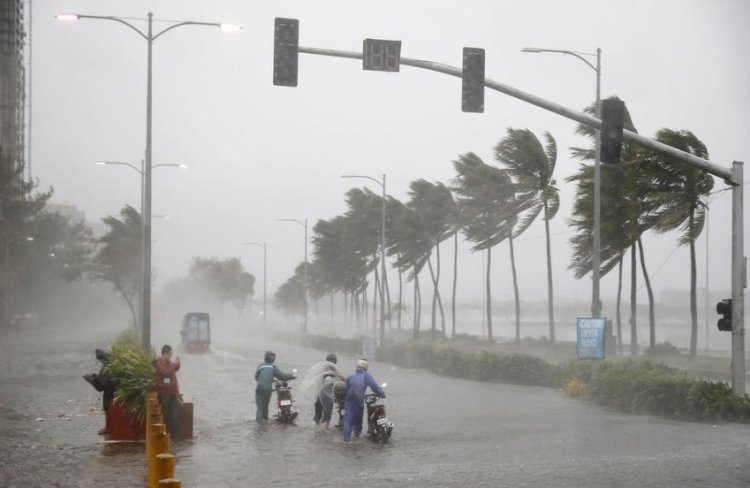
left=342, top=358, right=386, bottom=443
left=313, top=353, right=346, bottom=428
left=255, top=351, right=296, bottom=421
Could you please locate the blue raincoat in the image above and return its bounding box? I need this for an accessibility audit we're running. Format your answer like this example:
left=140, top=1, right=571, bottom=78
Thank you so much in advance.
left=342, top=368, right=385, bottom=442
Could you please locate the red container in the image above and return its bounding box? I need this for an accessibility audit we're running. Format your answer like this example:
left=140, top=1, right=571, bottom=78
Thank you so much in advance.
left=106, top=399, right=145, bottom=441
left=181, top=402, right=194, bottom=439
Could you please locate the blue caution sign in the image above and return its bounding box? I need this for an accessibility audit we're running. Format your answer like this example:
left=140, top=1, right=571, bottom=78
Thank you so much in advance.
left=576, top=318, right=607, bottom=360
left=362, top=338, right=378, bottom=359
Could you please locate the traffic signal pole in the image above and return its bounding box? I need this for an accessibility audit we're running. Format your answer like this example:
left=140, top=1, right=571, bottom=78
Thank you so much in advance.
left=731, top=162, right=745, bottom=395
left=293, top=44, right=746, bottom=395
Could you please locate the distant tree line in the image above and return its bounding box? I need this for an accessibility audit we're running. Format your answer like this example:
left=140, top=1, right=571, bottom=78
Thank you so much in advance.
left=0, top=151, right=255, bottom=333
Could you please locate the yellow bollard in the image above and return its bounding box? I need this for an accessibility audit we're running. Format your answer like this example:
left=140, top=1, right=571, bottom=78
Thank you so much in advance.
left=146, top=411, right=163, bottom=462
left=149, top=431, right=171, bottom=488
left=158, top=480, right=181, bottom=487
left=148, top=426, right=168, bottom=488
left=155, top=453, right=175, bottom=481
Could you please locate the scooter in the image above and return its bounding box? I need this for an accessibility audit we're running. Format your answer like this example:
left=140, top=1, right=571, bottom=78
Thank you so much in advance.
left=365, top=384, right=393, bottom=443
left=274, top=370, right=299, bottom=424
left=332, top=381, right=346, bottom=428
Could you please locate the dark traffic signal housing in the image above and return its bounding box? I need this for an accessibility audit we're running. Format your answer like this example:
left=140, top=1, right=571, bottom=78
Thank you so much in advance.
left=273, top=18, right=299, bottom=87
left=363, top=39, right=401, bottom=72
left=600, top=98, right=625, bottom=163
left=462, top=47, right=485, bottom=113
left=716, top=299, right=733, bottom=331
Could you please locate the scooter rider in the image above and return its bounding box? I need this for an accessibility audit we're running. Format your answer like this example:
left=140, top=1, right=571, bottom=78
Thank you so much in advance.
left=255, top=351, right=296, bottom=421
left=314, top=353, right=346, bottom=428
left=342, top=358, right=385, bottom=443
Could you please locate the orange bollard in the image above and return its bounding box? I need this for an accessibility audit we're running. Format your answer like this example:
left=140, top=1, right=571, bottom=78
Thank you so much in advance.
left=158, top=480, right=181, bottom=487
left=155, top=453, right=175, bottom=481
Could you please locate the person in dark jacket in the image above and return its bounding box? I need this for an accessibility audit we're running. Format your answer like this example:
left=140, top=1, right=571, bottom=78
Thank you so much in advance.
left=342, top=359, right=385, bottom=443
left=154, top=344, right=181, bottom=439
left=255, top=351, right=296, bottom=421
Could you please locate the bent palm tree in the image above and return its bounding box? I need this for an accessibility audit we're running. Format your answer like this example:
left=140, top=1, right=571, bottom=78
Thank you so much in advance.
left=495, top=128, right=560, bottom=343
left=96, top=205, right=142, bottom=330
left=644, top=129, right=713, bottom=358
left=452, top=152, right=522, bottom=343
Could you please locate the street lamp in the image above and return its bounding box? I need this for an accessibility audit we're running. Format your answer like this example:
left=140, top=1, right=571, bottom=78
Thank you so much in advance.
left=95, top=160, right=188, bottom=221
left=243, top=241, right=267, bottom=325
left=342, top=174, right=387, bottom=344
left=58, top=12, right=240, bottom=352
left=278, top=218, right=308, bottom=333
left=522, top=46, right=603, bottom=320
left=96, top=160, right=186, bottom=333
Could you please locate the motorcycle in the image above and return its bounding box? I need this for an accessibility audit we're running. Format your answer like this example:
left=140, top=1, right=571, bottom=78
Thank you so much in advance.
left=365, top=383, right=393, bottom=443
left=332, top=381, right=346, bottom=428
left=274, top=369, right=299, bottom=424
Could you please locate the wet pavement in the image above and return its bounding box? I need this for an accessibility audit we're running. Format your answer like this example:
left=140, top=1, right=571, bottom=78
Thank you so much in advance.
left=2, top=322, right=750, bottom=487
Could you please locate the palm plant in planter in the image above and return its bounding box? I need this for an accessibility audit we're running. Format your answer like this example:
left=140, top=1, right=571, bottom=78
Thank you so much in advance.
left=105, top=337, right=155, bottom=426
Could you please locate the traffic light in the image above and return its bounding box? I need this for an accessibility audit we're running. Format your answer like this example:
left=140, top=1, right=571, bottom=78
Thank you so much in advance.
left=273, top=18, right=299, bottom=87
left=462, top=47, right=485, bottom=113
left=716, top=298, right=732, bottom=331
left=600, top=98, right=625, bottom=163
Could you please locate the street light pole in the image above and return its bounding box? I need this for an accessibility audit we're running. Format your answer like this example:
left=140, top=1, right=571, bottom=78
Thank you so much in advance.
left=58, top=12, right=240, bottom=352
left=95, top=160, right=187, bottom=334
left=342, top=174, right=387, bottom=344
left=243, top=241, right=267, bottom=325
left=278, top=219, right=308, bottom=333
left=522, top=46, right=602, bottom=319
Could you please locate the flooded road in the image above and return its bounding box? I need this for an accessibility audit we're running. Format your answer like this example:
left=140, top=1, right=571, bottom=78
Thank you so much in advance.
left=1, top=323, right=749, bottom=487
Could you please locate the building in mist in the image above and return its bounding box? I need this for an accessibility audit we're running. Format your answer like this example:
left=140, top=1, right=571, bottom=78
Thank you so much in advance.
left=0, top=0, right=25, bottom=171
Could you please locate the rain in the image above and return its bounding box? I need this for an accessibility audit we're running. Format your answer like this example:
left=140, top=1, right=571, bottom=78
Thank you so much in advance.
left=1, top=1, right=750, bottom=487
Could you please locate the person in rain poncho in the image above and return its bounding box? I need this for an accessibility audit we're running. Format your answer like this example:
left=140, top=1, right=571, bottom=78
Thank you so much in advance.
left=342, top=359, right=385, bottom=443
left=255, top=351, right=296, bottom=421
left=305, top=353, right=346, bottom=428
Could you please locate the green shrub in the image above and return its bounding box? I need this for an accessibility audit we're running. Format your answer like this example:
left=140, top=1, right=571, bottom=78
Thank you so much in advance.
left=430, top=348, right=473, bottom=377
left=295, top=333, right=750, bottom=424
left=105, top=337, right=155, bottom=426
left=643, top=342, right=683, bottom=359
left=558, top=359, right=596, bottom=385
left=300, top=333, right=365, bottom=356
left=589, top=359, right=750, bottom=422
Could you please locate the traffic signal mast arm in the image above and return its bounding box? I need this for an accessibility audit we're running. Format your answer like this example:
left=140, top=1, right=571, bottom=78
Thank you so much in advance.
left=294, top=41, right=744, bottom=396
left=297, top=46, right=736, bottom=185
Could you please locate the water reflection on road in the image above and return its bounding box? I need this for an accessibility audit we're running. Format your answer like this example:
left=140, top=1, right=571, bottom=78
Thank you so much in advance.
left=1, top=327, right=749, bottom=488
left=168, top=338, right=750, bottom=487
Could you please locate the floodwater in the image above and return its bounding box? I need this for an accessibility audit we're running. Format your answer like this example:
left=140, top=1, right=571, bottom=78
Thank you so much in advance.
left=1, top=323, right=749, bottom=487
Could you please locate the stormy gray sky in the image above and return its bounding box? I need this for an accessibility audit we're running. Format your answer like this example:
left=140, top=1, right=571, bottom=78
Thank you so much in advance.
left=34, top=1, right=750, bottom=313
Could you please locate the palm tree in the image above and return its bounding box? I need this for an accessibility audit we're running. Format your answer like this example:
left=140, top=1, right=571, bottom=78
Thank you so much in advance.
left=311, top=215, right=371, bottom=326
left=274, top=263, right=306, bottom=317
left=388, top=198, right=433, bottom=338
left=452, top=152, right=520, bottom=343
left=568, top=97, right=657, bottom=355
left=95, top=205, right=142, bottom=330
left=644, top=129, right=714, bottom=357
left=495, top=128, right=560, bottom=343
left=406, top=180, right=457, bottom=339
